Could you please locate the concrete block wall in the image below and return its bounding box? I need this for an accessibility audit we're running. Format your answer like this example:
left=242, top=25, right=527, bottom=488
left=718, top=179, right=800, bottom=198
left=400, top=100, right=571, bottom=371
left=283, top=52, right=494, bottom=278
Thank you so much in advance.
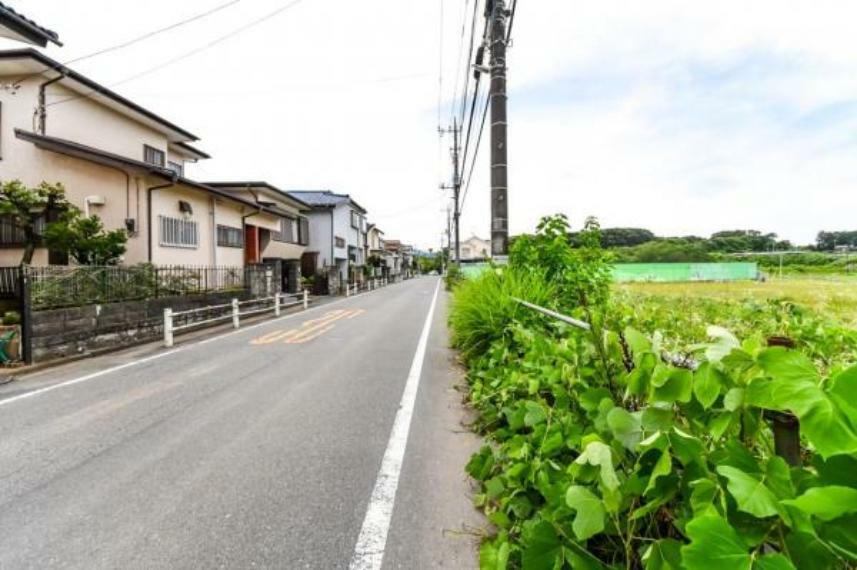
left=30, top=290, right=252, bottom=363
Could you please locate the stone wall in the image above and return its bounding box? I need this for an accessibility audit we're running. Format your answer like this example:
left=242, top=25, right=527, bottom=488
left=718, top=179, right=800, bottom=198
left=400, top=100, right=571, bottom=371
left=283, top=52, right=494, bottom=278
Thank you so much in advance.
left=30, top=290, right=253, bottom=363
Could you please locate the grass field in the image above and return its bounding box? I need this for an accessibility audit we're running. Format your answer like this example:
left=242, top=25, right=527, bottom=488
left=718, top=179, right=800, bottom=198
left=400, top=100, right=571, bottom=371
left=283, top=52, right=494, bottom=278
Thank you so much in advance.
left=617, top=276, right=857, bottom=323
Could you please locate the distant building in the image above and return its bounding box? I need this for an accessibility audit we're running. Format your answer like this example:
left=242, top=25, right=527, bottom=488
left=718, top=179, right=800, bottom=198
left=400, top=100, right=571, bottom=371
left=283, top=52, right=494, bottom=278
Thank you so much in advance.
left=459, top=235, right=490, bottom=261
left=286, top=190, right=368, bottom=285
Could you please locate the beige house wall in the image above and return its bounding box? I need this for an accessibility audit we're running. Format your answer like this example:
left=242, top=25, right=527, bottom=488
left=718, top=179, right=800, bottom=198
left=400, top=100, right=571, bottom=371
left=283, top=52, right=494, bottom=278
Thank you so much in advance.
left=213, top=200, right=245, bottom=267
left=0, top=71, right=288, bottom=269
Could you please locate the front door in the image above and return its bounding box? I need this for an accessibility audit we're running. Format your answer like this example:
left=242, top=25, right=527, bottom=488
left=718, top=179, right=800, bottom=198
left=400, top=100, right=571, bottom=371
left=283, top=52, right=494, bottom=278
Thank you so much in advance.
left=244, top=225, right=259, bottom=264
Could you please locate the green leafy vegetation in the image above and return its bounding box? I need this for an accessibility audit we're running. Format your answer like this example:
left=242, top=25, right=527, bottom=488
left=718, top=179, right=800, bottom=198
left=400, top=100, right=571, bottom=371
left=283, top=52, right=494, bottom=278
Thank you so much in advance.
left=43, top=211, right=127, bottom=265
left=0, top=180, right=72, bottom=265
left=450, top=215, right=857, bottom=569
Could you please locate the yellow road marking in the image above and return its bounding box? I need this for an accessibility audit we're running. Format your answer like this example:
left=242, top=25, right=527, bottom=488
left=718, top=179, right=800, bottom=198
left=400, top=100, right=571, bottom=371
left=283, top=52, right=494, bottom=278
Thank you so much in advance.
left=285, top=324, right=335, bottom=344
left=249, top=308, right=364, bottom=345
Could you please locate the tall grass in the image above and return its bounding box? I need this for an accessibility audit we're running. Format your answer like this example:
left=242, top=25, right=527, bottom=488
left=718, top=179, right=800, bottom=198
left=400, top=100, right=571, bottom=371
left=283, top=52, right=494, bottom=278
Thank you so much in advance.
left=449, top=267, right=557, bottom=362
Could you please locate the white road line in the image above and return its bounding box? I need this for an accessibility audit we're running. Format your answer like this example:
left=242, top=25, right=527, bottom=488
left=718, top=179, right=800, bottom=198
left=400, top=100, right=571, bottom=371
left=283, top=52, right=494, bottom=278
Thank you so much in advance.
left=349, top=278, right=441, bottom=570
left=0, top=279, right=419, bottom=408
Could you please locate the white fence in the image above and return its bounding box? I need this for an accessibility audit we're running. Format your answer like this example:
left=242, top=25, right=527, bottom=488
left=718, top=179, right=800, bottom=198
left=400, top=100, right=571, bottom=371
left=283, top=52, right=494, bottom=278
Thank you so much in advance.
left=163, top=290, right=309, bottom=347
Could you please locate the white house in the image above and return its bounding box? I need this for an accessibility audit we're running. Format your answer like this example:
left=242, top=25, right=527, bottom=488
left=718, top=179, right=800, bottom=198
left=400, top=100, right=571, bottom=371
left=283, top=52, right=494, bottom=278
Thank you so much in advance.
left=286, top=191, right=367, bottom=285
left=460, top=235, right=491, bottom=261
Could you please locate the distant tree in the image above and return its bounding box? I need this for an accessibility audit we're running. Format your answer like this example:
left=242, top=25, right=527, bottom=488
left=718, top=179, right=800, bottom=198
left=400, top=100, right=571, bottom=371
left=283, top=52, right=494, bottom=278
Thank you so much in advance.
left=817, top=231, right=857, bottom=251
left=709, top=230, right=778, bottom=252
left=622, top=238, right=713, bottom=263
left=0, top=180, right=73, bottom=265
left=570, top=227, right=655, bottom=248
left=42, top=211, right=127, bottom=265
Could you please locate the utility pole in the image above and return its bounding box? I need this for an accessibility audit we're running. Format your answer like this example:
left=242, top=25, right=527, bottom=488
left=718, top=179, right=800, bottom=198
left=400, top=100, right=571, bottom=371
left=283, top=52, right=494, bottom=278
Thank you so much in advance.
left=439, top=121, right=462, bottom=264
left=488, top=0, right=509, bottom=257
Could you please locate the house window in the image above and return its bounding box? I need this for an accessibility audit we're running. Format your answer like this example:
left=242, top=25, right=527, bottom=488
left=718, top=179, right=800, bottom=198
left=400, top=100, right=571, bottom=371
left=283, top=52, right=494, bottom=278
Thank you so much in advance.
left=167, top=161, right=184, bottom=177
left=335, top=236, right=346, bottom=249
left=298, top=217, right=309, bottom=246
left=217, top=225, right=243, bottom=248
left=144, top=145, right=165, bottom=167
left=159, top=215, right=198, bottom=248
left=272, top=218, right=297, bottom=243
left=0, top=215, right=44, bottom=245
left=351, top=210, right=360, bottom=229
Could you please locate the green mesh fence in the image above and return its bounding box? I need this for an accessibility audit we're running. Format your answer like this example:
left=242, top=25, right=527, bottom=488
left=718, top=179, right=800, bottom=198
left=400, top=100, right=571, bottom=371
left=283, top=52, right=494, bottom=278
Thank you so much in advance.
left=612, top=263, right=759, bottom=283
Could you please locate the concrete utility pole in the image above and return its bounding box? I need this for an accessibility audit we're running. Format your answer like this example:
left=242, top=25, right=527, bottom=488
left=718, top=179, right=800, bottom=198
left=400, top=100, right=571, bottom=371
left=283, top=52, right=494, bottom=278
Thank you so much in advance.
left=439, top=121, right=462, bottom=263
left=488, top=0, right=509, bottom=256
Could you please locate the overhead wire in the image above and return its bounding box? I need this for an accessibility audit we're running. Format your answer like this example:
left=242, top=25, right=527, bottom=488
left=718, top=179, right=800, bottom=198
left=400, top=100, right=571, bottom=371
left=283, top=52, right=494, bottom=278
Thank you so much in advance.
left=12, top=0, right=242, bottom=87
left=459, top=87, right=490, bottom=214
left=46, top=0, right=308, bottom=108
left=63, top=0, right=241, bottom=66
left=447, top=0, right=470, bottom=123
left=456, top=0, right=481, bottom=128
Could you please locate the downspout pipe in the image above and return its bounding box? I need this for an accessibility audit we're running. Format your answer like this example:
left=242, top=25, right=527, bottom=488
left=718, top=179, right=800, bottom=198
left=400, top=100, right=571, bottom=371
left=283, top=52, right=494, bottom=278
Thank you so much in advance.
left=38, top=74, right=65, bottom=135
left=147, top=175, right=178, bottom=263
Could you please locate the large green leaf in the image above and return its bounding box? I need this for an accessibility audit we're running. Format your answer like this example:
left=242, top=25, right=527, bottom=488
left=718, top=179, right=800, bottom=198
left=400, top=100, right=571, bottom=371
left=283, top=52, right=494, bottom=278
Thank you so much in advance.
left=705, top=326, right=740, bottom=363
left=642, top=538, right=682, bottom=570
left=694, top=362, right=726, bottom=410
left=781, top=486, right=857, bottom=522
left=521, top=520, right=563, bottom=570
left=575, top=441, right=620, bottom=491
left=748, top=348, right=857, bottom=458
left=829, top=365, right=857, bottom=420
left=681, top=514, right=751, bottom=570
left=651, top=368, right=693, bottom=404
left=607, top=407, right=643, bottom=451
left=645, top=451, right=673, bottom=496
left=716, top=466, right=781, bottom=519
left=480, top=538, right=511, bottom=570
left=756, top=348, right=820, bottom=386
left=753, top=553, right=795, bottom=570
left=565, top=485, right=606, bottom=540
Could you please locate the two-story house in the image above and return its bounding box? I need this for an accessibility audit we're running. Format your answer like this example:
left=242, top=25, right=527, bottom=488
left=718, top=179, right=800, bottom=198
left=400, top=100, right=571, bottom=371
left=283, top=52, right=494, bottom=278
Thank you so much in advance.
left=0, top=49, right=286, bottom=267
left=460, top=235, right=491, bottom=261
left=204, top=182, right=310, bottom=292
left=286, top=191, right=368, bottom=286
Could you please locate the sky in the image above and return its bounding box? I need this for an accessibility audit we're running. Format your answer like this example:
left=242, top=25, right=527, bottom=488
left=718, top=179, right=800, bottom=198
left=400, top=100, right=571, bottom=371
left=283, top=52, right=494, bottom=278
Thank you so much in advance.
left=5, top=0, right=857, bottom=249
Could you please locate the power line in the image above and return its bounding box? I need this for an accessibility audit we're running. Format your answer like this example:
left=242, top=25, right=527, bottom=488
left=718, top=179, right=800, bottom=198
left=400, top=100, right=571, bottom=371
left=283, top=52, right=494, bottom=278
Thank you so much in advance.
left=448, top=0, right=470, bottom=123
left=457, top=0, right=481, bottom=127
left=506, top=0, right=518, bottom=42
left=46, top=0, right=308, bottom=109
left=63, top=0, right=241, bottom=66
left=459, top=88, right=490, bottom=214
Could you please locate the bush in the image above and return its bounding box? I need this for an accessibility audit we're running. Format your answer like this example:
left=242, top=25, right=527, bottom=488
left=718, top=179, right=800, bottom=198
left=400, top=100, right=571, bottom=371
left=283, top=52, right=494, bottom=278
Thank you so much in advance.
left=449, top=267, right=556, bottom=363
left=445, top=264, right=464, bottom=291
left=2, top=311, right=20, bottom=325
left=450, top=215, right=857, bottom=569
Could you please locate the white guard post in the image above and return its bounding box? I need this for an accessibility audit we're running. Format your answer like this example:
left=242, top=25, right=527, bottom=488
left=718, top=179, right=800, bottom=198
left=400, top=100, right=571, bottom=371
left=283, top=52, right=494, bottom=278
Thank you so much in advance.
left=163, top=308, right=174, bottom=348
left=232, top=298, right=240, bottom=328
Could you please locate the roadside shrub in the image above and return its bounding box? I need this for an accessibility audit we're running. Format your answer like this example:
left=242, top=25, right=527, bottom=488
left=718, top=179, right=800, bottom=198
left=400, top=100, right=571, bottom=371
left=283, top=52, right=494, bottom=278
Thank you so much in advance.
left=445, top=264, right=464, bottom=291
left=2, top=311, right=20, bottom=325
left=451, top=215, right=857, bottom=570
left=449, top=267, right=556, bottom=363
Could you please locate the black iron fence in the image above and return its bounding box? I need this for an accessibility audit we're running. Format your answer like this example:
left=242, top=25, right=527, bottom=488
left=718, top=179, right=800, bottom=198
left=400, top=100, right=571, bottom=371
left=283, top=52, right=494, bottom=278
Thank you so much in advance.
left=22, top=264, right=279, bottom=310
left=0, top=266, right=20, bottom=298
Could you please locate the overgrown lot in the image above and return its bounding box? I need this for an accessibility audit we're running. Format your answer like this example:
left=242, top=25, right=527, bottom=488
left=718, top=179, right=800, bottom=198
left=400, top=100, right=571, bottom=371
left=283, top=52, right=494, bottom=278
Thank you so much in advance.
left=450, top=215, right=857, bottom=569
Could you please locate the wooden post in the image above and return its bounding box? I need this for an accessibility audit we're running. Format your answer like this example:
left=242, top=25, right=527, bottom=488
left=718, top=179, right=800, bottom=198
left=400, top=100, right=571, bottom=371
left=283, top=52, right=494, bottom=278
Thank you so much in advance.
left=163, top=308, right=174, bottom=348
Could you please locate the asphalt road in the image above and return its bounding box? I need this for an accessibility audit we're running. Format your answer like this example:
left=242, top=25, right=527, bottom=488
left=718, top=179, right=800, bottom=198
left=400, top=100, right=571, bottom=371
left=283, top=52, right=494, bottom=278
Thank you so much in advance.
left=0, top=276, right=483, bottom=569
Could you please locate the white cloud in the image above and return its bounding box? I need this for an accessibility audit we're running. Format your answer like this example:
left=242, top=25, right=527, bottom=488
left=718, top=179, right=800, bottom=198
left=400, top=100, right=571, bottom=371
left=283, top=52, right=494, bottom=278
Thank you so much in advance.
left=7, top=0, right=857, bottom=248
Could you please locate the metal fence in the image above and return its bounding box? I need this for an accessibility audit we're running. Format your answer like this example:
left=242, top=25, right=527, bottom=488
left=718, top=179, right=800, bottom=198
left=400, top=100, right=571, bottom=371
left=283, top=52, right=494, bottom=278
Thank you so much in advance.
left=24, top=264, right=278, bottom=310
left=0, top=266, right=20, bottom=298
